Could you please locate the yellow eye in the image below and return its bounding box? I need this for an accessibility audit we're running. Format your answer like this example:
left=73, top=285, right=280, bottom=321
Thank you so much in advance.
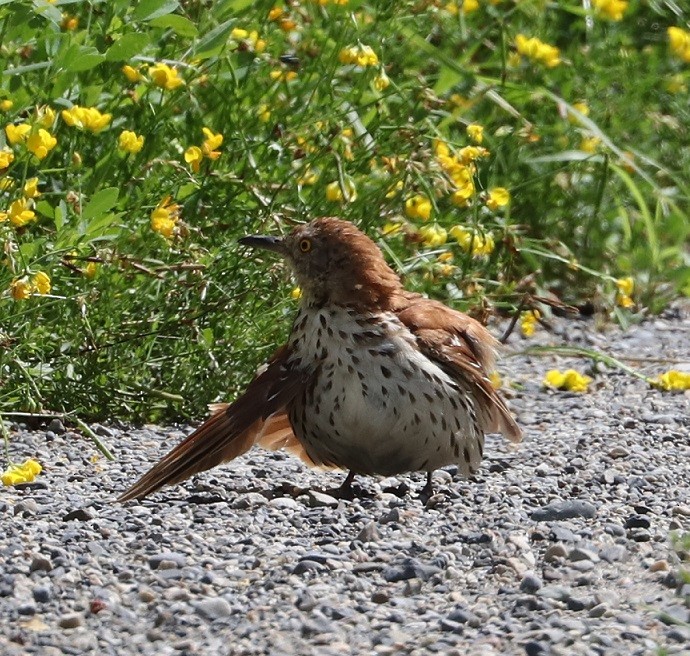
left=299, top=238, right=312, bottom=253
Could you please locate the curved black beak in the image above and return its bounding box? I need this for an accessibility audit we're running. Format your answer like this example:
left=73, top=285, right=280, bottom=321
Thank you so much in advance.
left=238, top=234, right=285, bottom=255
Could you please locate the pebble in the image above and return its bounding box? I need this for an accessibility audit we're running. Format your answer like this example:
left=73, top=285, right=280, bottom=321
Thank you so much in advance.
left=148, top=552, right=187, bottom=570
left=32, top=585, right=52, bottom=603
left=355, top=521, right=380, bottom=543
left=30, top=556, right=53, bottom=573
left=531, top=500, right=597, bottom=522
left=382, top=558, right=441, bottom=583
left=58, top=613, right=83, bottom=629
left=519, top=573, right=542, bottom=594
left=193, top=597, right=233, bottom=620
left=62, top=507, right=94, bottom=522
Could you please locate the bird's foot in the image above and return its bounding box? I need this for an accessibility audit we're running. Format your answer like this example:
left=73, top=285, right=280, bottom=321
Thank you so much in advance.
left=418, top=472, right=434, bottom=505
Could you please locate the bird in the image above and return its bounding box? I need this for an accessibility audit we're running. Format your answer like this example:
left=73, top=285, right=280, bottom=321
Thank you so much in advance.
left=117, top=217, right=521, bottom=503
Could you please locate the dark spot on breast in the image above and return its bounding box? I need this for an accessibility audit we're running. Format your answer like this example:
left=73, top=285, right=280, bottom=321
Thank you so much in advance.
left=402, top=369, right=414, bottom=379
left=441, top=417, right=447, bottom=431
left=351, top=355, right=360, bottom=365
left=381, top=385, right=388, bottom=396
left=477, top=438, right=484, bottom=458
left=409, top=393, right=416, bottom=404
left=327, top=326, right=334, bottom=337
left=414, top=413, right=421, bottom=425
left=381, top=365, right=391, bottom=378
left=348, top=365, right=355, bottom=375
left=434, top=389, right=444, bottom=400
left=319, top=314, right=327, bottom=328
left=323, top=380, right=333, bottom=392
left=449, top=397, right=458, bottom=410
left=339, top=330, right=348, bottom=340
left=423, top=392, right=434, bottom=403
left=454, top=443, right=460, bottom=457
left=463, top=447, right=470, bottom=462
left=429, top=412, right=437, bottom=424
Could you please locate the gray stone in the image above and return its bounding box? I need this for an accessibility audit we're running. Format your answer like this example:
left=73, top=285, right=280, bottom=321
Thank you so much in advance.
left=193, top=597, right=233, bottom=620
left=148, top=552, right=188, bottom=570
left=382, top=558, right=441, bottom=582
left=30, top=556, right=53, bottom=573
left=355, top=521, right=380, bottom=542
left=531, top=500, right=597, bottom=521
left=58, top=613, right=84, bottom=629
left=520, top=572, right=542, bottom=593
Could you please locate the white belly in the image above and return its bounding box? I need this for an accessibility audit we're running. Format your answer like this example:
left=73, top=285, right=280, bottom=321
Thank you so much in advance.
left=286, top=308, right=484, bottom=476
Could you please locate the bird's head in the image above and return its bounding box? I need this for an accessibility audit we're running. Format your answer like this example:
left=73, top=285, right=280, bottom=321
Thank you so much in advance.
left=239, top=217, right=402, bottom=309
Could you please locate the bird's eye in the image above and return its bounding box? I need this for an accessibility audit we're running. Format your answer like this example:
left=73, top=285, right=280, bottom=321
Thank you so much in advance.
left=299, top=238, right=312, bottom=253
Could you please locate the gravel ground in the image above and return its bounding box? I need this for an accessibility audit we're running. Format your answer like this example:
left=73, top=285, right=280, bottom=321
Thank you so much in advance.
left=2, top=308, right=690, bottom=656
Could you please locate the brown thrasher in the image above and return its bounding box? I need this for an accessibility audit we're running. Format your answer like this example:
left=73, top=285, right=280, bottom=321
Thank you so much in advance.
left=118, top=217, right=521, bottom=502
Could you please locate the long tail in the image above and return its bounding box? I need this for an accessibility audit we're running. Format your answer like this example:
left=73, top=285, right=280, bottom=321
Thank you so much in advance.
left=117, top=347, right=311, bottom=502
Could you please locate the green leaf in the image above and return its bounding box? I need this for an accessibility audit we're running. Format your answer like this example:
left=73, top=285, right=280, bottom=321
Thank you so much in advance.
left=60, top=45, right=105, bottom=72
left=193, top=19, right=234, bottom=60
left=105, top=32, right=151, bottom=61
left=131, top=0, right=180, bottom=21
left=82, top=187, right=119, bottom=221
left=85, top=212, right=120, bottom=238
left=35, top=200, right=55, bottom=219
left=149, top=14, right=198, bottom=37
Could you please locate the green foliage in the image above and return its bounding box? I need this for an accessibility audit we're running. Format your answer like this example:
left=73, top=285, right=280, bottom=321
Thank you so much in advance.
left=0, top=0, right=688, bottom=421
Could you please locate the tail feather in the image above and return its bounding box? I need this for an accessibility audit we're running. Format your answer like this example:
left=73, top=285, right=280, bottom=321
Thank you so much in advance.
left=117, top=346, right=311, bottom=502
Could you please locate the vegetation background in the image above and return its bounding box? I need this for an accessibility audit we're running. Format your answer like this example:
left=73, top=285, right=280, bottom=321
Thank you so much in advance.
left=0, top=0, right=688, bottom=425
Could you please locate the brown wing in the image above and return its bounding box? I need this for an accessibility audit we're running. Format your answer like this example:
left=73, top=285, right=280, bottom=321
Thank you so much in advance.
left=117, top=346, right=312, bottom=502
left=395, top=292, right=522, bottom=443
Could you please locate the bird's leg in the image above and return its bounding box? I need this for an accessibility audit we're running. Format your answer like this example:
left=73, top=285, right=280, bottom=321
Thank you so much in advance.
left=324, top=470, right=359, bottom=500
left=419, top=471, right=434, bottom=504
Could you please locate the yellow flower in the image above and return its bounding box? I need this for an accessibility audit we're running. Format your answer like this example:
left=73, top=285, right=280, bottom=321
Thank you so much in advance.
left=1, top=147, right=16, bottom=169
left=0, top=99, right=13, bottom=111
left=201, top=127, right=223, bottom=160
left=122, top=64, right=143, bottom=83
left=668, top=27, right=690, bottom=63
left=270, top=69, right=298, bottom=82
left=5, top=123, right=31, bottom=145
left=184, top=145, right=203, bottom=173
left=257, top=104, right=271, bottom=123
left=84, top=262, right=98, bottom=278
left=1, top=459, right=42, bottom=486
left=381, top=222, right=402, bottom=236
left=325, top=179, right=357, bottom=203
left=61, top=106, right=112, bottom=132
left=61, top=14, right=79, bottom=30
left=32, top=271, right=51, bottom=295
left=150, top=197, right=180, bottom=238
left=26, top=129, right=57, bottom=160
left=515, top=34, right=561, bottom=68
left=592, top=0, right=628, bottom=21
left=23, top=177, right=40, bottom=198
left=418, top=224, right=447, bottom=247
left=520, top=310, right=540, bottom=337
left=449, top=226, right=495, bottom=257
left=290, top=286, right=302, bottom=300
left=9, top=278, right=32, bottom=300
left=339, top=44, right=379, bottom=67
left=466, top=124, right=484, bottom=144
left=568, top=101, right=590, bottom=124
left=37, top=106, right=56, bottom=128
left=544, top=369, right=592, bottom=393
left=3, top=198, right=36, bottom=227
left=118, top=130, right=144, bottom=154
left=653, top=370, right=690, bottom=392
left=149, top=63, right=185, bottom=90
left=489, top=371, right=502, bottom=389
left=616, top=277, right=634, bottom=296
left=579, top=136, right=601, bottom=153
left=373, top=70, right=390, bottom=91
left=405, top=194, right=432, bottom=221
left=486, top=187, right=510, bottom=211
